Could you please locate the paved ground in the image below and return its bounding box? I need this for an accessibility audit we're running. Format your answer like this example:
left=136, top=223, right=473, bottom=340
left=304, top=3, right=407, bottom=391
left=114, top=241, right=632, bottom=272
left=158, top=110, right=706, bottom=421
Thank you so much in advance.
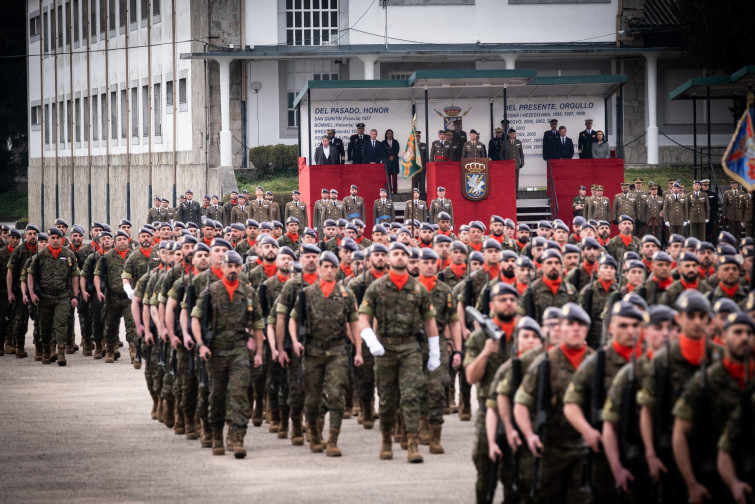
left=0, top=330, right=491, bottom=504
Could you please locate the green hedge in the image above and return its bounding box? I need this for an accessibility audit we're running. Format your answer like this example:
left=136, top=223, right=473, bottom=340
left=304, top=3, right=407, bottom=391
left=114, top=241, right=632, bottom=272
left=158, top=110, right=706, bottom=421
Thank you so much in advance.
left=249, top=144, right=299, bottom=177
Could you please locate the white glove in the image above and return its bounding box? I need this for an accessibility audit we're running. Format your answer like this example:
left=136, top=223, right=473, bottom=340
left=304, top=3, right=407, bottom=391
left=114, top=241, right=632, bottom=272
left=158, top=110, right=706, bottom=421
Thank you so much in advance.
left=683, top=221, right=689, bottom=226
left=705, top=219, right=709, bottom=223
left=665, top=222, right=670, bottom=227
left=427, top=336, right=441, bottom=371
left=360, top=328, right=385, bottom=356
left=123, top=283, right=135, bottom=300
left=742, top=222, right=746, bottom=228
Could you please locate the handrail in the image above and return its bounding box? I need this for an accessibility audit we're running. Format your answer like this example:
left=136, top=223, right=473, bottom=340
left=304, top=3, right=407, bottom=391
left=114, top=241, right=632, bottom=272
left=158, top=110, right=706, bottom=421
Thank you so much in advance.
left=546, top=160, right=559, bottom=220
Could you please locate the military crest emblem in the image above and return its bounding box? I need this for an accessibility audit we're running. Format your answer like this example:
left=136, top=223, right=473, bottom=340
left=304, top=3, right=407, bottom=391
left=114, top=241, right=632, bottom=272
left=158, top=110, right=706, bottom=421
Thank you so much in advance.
left=461, top=159, right=490, bottom=201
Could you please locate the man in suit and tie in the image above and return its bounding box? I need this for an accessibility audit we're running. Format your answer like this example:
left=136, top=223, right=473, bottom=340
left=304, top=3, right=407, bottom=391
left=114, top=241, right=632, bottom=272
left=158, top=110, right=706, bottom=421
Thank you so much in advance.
left=554, top=126, right=575, bottom=159
left=314, top=135, right=340, bottom=165
left=362, top=129, right=383, bottom=164
left=348, top=123, right=367, bottom=164
left=542, top=118, right=560, bottom=160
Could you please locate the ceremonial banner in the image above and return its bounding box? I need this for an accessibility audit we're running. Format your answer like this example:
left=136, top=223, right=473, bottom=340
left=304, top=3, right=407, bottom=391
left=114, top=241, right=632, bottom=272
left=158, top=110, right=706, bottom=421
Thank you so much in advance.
left=722, top=94, right=755, bottom=191
left=461, top=158, right=490, bottom=201
left=402, top=115, right=423, bottom=179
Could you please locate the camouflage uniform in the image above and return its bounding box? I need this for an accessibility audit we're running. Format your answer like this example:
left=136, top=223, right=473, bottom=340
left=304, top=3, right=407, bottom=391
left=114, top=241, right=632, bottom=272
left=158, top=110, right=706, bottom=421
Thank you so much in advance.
left=95, top=249, right=137, bottom=350
left=658, top=280, right=712, bottom=307
left=134, top=270, right=160, bottom=405
left=259, top=272, right=289, bottom=433
left=277, top=233, right=302, bottom=253
left=708, top=282, right=748, bottom=305
left=81, top=251, right=105, bottom=349
left=438, top=264, right=466, bottom=291
left=7, top=243, right=36, bottom=352
left=604, top=234, right=641, bottom=263
left=0, top=243, right=15, bottom=352
left=68, top=243, right=93, bottom=351
left=565, top=262, right=595, bottom=294
left=291, top=281, right=358, bottom=430
left=518, top=277, right=579, bottom=323
left=359, top=275, right=436, bottom=435
left=579, top=280, right=619, bottom=348
left=514, top=345, right=595, bottom=504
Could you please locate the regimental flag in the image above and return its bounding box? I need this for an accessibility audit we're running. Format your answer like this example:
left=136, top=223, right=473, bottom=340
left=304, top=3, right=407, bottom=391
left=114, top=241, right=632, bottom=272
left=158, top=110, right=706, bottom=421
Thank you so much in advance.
left=402, top=115, right=423, bottom=179
left=722, top=93, right=755, bottom=191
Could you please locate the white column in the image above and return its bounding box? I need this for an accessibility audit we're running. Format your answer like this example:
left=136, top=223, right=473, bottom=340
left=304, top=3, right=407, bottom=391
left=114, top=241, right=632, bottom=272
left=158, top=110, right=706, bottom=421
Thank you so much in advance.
left=501, top=54, right=518, bottom=70
left=645, top=54, right=659, bottom=165
left=359, top=55, right=378, bottom=80
left=217, top=57, right=232, bottom=167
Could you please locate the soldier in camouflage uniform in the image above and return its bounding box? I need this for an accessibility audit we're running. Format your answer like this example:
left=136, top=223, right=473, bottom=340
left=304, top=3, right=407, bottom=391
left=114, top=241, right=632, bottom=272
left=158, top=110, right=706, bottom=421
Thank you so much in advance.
left=277, top=217, right=302, bottom=252
left=605, top=215, right=641, bottom=263
left=658, top=251, right=712, bottom=307
left=289, top=251, right=360, bottom=456
left=513, top=303, right=595, bottom=504
left=193, top=250, right=265, bottom=459
left=357, top=241, right=440, bottom=463
left=518, top=248, right=579, bottom=323
left=28, top=227, right=81, bottom=365
left=18, top=232, right=48, bottom=360
left=67, top=225, right=94, bottom=354
left=565, top=237, right=601, bottom=293
left=0, top=228, right=21, bottom=355
left=563, top=301, right=644, bottom=502
left=465, top=282, right=520, bottom=503
left=708, top=255, right=748, bottom=305
left=579, top=254, right=620, bottom=349
left=121, top=227, right=158, bottom=366
left=80, top=232, right=111, bottom=359
left=641, top=251, right=674, bottom=305
left=439, top=240, right=468, bottom=291
left=6, top=224, right=39, bottom=356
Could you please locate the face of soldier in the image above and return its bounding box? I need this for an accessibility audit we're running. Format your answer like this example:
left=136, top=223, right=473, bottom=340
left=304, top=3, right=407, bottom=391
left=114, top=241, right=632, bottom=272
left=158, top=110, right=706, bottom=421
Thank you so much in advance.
left=186, top=193, right=193, bottom=201
left=344, top=229, right=356, bottom=240
left=194, top=251, right=210, bottom=271
left=450, top=248, right=465, bottom=266
left=597, top=264, right=616, bottom=282
left=652, top=260, right=671, bottom=279
left=676, top=311, right=710, bottom=339
left=667, top=242, right=682, bottom=259
left=321, top=226, right=336, bottom=240
left=181, top=244, right=194, bottom=264
left=223, top=262, right=241, bottom=281
left=160, top=227, right=172, bottom=240
left=224, top=231, right=233, bottom=241
left=580, top=227, right=595, bottom=239
left=25, top=230, right=38, bottom=246
left=641, top=243, right=659, bottom=260
left=563, top=253, right=579, bottom=272
left=644, top=321, right=670, bottom=352
left=397, top=232, right=410, bottom=245
left=610, top=315, right=641, bottom=348
left=518, top=329, right=543, bottom=354
left=434, top=242, right=450, bottom=260
left=559, top=128, right=567, bottom=138
left=48, top=234, right=62, bottom=249
left=319, top=262, right=338, bottom=282
left=286, top=223, right=299, bottom=235
left=37, top=238, right=48, bottom=249
left=173, top=250, right=185, bottom=267
left=490, top=294, right=518, bottom=321
left=718, top=263, right=740, bottom=286
left=276, top=253, right=292, bottom=274
left=161, top=201, right=169, bottom=209
left=619, top=221, right=633, bottom=236
left=300, top=253, right=319, bottom=274
left=561, top=320, right=588, bottom=348
left=353, top=259, right=364, bottom=275
left=469, top=229, right=483, bottom=244
left=419, top=229, right=433, bottom=245
left=322, top=192, right=329, bottom=201
left=470, top=132, right=478, bottom=141
left=370, top=252, right=387, bottom=271
left=272, top=227, right=283, bottom=238
left=598, top=226, right=610, bottom=239
left=407, top=258, right=420, bottom=276
left=331, top=193, right=339, bottom=202
left=304, top=234, right=317, bottom=244
left=438, top=219, right=451, bottom=232
left=233, top=228, right=245, bottom=242
left=210, top=246, right=228, bottom=268
left=56, top=224, right=68, bottom=235
left=724, top=324, right=754, bottom=362
left=258, top=243, right=277, bottom=263
left=554, top=229, right=568, bottom=243
left=625, top=267, right=645, bottom=287
left=489, top=223, right=503, bottom=237
left=115, top=236, right=129, bottom=251
left=678, top=261, right=697, bottom=283
left=542, top=318, right=561, bottom=345
left=372, top=232, right=386, bottom=245
left=515, top=266, right=532, bottom=285
left=469, top=260, right=482, bottom=272
left=70, top=232, right=83, bottom=248
left=542, top=257, right=562, bottom=280
left=419, top=259, right=438, bottom=278
left=388, top=249, right=408, bottom=272
left=516, top=230, right=530, bottom=243
left=458, top=230, right=469, bottom=244
left=483, top=248, right=501, bottom=266
left=137, top=233, right=151, bottom=249
left=339, top=248, right=353, bottom=266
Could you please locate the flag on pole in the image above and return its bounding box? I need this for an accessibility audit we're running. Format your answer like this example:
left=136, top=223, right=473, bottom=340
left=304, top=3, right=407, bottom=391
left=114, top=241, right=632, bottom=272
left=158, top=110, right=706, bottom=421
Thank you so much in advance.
left=401, top=115, right=423, bottom=180
left=722, top=92, right=755, bottom=191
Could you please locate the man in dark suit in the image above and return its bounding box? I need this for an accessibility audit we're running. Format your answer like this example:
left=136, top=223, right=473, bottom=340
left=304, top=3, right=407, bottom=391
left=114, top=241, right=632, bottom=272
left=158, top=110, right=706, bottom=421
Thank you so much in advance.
left=542, top=118, right=560, bottom=160
left=554, top=126, right=575, bottom=159
left=577, top=118, right=598, bottom=159
left=362, top=128, right=383, bottom=164
left=347, top=123, right=367, bottom=164
left=314, top=135, right=340, bottom=165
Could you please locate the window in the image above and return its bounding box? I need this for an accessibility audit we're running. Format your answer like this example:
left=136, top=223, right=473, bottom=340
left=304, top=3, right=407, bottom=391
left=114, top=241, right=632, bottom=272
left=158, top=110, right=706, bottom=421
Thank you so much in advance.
left=52, top=103, right=58, bottom=144
left=92, top=95, right=98, bottom=140
left=119, top=0, right=126, bottom=29
left=120, top=89, right=126, bottom=138
left=66, top=1, right=72, bottom=46
left=83, top=97, right=89, bottom=142
left=109, top=0, right=115, bottom=31
left=390, top=73, right=411, bottom=80
left=43, top=11, right=49, bottom=53
left=129, top=0, right=137, bottom=24
left=73, top=0, right=80, bottom=44
left=131, top=88, right=138, bottom=138
left=110, top=91, right=117, bottom=139
left=287, top=92, right=297, bottom=128
left=67, top=100, right=73, bottom=143
left=31, top=106, right=42, bottom=126
left=166, top=79, right=173, bottom=109
left=30, top=15, right=40, bottom=38
left=91, top=0, right=98, bottom=37
left=100, top=93, right=107, bottom=140
left=45, top=104, right=51, bottom=144
left=286, top=60, right=339, bottom=127
left=141, top=0, right=147, bottom=20
left=178, top=78, right=187, bottom=105
left=153, top=83, right=161, bottom=136
left=101, top=0, right=107, bottom=34
left=285, top=0, right=339, bottom=46
left=57, top=5, right=63, bottom=48
left=141, top=85, right=149, bottom=137
left=153, top=0, right=160, bottom=16
left=75, top=98, right=81, bottom=142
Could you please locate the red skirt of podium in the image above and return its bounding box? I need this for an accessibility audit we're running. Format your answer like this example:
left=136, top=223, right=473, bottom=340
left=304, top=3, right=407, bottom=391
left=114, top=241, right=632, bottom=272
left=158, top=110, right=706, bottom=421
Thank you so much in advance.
left=548, top=159, right=625, bottom=226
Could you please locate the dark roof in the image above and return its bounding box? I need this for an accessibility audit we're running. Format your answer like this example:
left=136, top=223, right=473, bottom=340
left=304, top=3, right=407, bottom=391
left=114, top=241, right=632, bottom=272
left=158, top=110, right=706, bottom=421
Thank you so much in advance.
left=629, top=0, right=679, bottom=29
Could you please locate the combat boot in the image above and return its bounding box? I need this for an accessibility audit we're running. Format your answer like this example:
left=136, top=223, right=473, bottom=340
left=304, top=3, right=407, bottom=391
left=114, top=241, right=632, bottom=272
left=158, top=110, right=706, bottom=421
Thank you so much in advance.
left=429, top=425, right=445, bottom=454
left=157, top=398, right=165, bottom=423
left=114, top=344, right=121, bottom=360
left=419, top=416, right=430, bottom=445
left=104, top=343, right=115, bottom=363
left=56, top=344, right=67, bottom=366
left=185, top=414, right=200, bottom=440
left=211, top=427, right=225, bottom=455
left=357, top=401, right=364, bottom=425
left=65, top=343, right=75, bottom=354
left=379, top=430, right=393, bottom=460
left=344, top=392, right=353, bottom=420
left=41, top=344, right=51, bottom=365
left=290, top=413, right=304, bottom=446
left=200, top=419, right=213, bottom=448
left=232, top=430, right=247, bottom=459
left=14, top=338, right=25, bottom=358
left=325, top=428, right=342, bottom=457
left=269, top=407, right=281, bottom=433
left=4, top=341, right=15, bottom=354
left=164, top=399, right=176, bottom=428
left=82, top=337, right=93, bottom=357
left=252, top=398, right=264, bottom=427
left=226, top=425, right=234, bottom=451
left=174, top=408, right=185, bottom=435
left=34, top=346, right=42, bottom=361
left=317, top=418, right=325, bottom=440
left=394, top=413, right=403, bottom=443
left=308, top=423, right=324, bottom=453
left=407, top=433, right=423, bottom=463
left=362, top=399, right=375, bottom=430
left=93, top=340, right=103, bottom=359
left=128, top=341, right=137, bottom=363
left=150, top=395, right=159, bottom=420
left=459, top=394, right=472, bottom=421
left=277, top=411, right=289, bottom=440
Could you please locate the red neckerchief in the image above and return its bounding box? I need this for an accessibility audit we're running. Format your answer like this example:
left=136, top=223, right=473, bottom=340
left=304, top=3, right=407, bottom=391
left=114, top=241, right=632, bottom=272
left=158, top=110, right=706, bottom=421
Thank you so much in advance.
left=493, top=317, right=515, bottom=344
left=517, top=239, right=527, bottom=248
left=699, top=266, right=715, bottom=279
left=653, top=275, right=673, bottom=290
left=626, top=283, right=636, bottom=293
left=140, top=246, right=153, bottom=258
left=389, top=270, right=409, bottom=291
left=612, top=340, right=634, bottom=362
left=636, top=332, right=646, bottom=358
left=26, top=243, right=37, bottom=255
left=222, top=277, right=239, bottom=302
left=438, top=258, right=451, bottom=270
left=246, top=238, right=256, bottom=248
left=598, top=278, right=613, bottom=292
left=204, top=204, right=209, bottom=209
left=713, top=334, right=725, bottom=346
left=560, top=343, right=588, bottom=370
left=203, top=237, right=213, bottom=247
left=490, top=234, right=504, bottom=244
left=542, top=276, right=562, bottom=295
left=582, top=260, right=596, bottom=277
left=341, top=263, right=353, bottom=277
left=320, top=280, right=336, bottom=298
left=276, top=273, right=289, bottom=284
left=671, top=261, right=677, bottom=270
left=49, top=246, right=62, bottom=260
left=256, top=257, right=263, bottom=265
left=469, top=242, right=483, bottom=252
left=620, top=233, right=633, bottom=247
left=192, top=267, right=200, bottom=275
left=642, top=258, right=653, bottom=270
left=679, top=333, right=706, bottom=366
left=719, top=282, right=739, bottom=299
left=646, top=349, right=654, bottom=361
left=723, top=358, right=755, bottom=390
left=437, top=229, right=451, bottom=237
left=153, top=237, right=161, bottom=244
left=70, top=243, right=82, bottom=252
left=419, top=242, right=433, bottom=249
left=371, top=268, right=386, bottom=279
left=418, top=274, right=437, bottom=292
left=211, top=266, right=224, bottom=280
left=115, top=248, right=128, bottom=260
left=355, top=235, right=364, bottom=244
left=573, top=234, right=582, bottom=242
left=680, top=277, right=699, bottom=290
left=484, top=263, right=501, bottom=281
left=598, top=236, right=609, bottom=247
left=449, top=262, right=466, bottom=279
left=499, top=273, right=516, bottom=285
left=302, top=273, right=318, bottom=285
left=7, top=246, right=14, bottom=254
left=286, top=232, right=299, bottom=243
left=263, top=263, right=277, bottom=278
left=515, top=281, right=528, bottom=295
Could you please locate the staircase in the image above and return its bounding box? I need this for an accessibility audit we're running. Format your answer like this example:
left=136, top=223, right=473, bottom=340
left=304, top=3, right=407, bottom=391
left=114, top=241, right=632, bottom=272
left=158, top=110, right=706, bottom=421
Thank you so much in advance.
left=516, top=189, right=552, bottom=228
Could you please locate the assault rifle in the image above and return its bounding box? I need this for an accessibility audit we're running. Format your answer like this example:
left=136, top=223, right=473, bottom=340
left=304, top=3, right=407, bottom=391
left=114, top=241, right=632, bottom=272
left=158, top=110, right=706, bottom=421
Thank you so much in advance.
left=530, top=342, right=551, bottom=499
left=296, top=289, right=308, bottom=385
left=691, top=354, right=716, bottom=492
left=199, top=290, right=214, bottom=388
left=580, top=346, right=606, bottom=495
left=509, top=340, right=525, bottom=497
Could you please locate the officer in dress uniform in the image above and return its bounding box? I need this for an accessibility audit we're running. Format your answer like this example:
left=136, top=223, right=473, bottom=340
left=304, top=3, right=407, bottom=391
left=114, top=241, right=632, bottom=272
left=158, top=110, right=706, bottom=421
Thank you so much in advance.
left=572, top=185, right=587, bottom=219
left=687, top=180, right=710, bottom=241
left=700, top=179, right=718, bottom=241
left=284, top=190, right=308, bottom=228
left=501, top=128, right=524, bottom=190
left=404, top=188, right=429, bottom=223
left=722, top=179, right=743, bottom=236
left=347, top=123, right=367, bottom=164
left=461, top=129, right=487, bottom=159
left=372, top=188, right=395, bottom=225
left=178, top=189, right=201, bottom=225
left=488, top=128, right=504, bottom=161
left=429, top=187, right=454, bottom=226
left=430, top=130, right=451, bottom=162
left=577, top=118, right=598, bottom=159
left=542, top=118, right=560, bottom=160
left=327, top=128, right=345, bottom=164
left=663, top=181, right=689, bottom=236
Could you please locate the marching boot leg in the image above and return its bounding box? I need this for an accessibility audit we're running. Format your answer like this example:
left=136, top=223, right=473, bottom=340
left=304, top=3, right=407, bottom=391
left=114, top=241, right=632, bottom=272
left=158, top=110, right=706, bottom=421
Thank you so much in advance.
left=174, top=408, right=185, bottom=435
left=164, top=399, right=176, bottom=428
left=232, top=430, right=247, bottom=459
left=252, top=395, right=264, bottom=427
left=308, top=422, right=324, bottom=453
left=419, top=415, right=430, bottom=445
left=277, top=410, right=289, bottom=440
left=150, top=395, right=159, bottom=420
left=407, top=433, right=424, bottom=463
left=290, top=413, right=304, bottom=446
left=362, top=398, right=375, bottom=430
left=41, top=344, right=51, bottom=365
left=105, top=342, right=115, bottom=363
left=200, top=419, right=213, bottom=448
left=269, top=406, right=281, bottom=433
left=379, top=430, right=393, bottom=460
left=185, top=410, right=200, bottom=440
left=429, top=425, right=445, bottom=454
left=325, top=428, right=342, bottom=457
left=211, top=426, right=225, bottom=455
left=56, top=344, right=67, bottom=366
left=94, top=340, right=103, bottom=359
left=157, top=398, right=165, bottom=423
left=459, top=393, right=472, bottom=421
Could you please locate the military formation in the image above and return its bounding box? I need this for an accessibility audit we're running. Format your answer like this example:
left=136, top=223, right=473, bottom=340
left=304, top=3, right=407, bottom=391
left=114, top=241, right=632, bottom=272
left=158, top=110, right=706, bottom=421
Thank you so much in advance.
left=2, top=176, right=754, bottom=504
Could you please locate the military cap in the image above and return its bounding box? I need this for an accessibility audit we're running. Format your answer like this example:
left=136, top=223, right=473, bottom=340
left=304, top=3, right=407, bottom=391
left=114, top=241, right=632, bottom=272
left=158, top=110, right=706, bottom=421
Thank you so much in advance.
left=598, top=220, right=611, bottom=228
left=223, top=227, right=232, bottom=234
left=270, top=245, right=293, bottom=260
left=254, top=186, right=264, bottom=192
left=652, top=251, right=672, bottom=263
left=244, top=219, right=260, bottom=228
left=469, top=221, right=486, bottom=232
left=159, top=222, right=172, bottom=230
left=369, top=243, right=389, bottom=255
left=667, top=235, right=685, bottom=247
left=540, top=249, right=562, bottom=263
left=495, top=127, right=503, bottom=133
left=345, top=224, right=358, bottom=233
left=186, top=222, right=198, bottom=230
left=119, top=219, right=132, bottom=227
left=437, top=186, right=446, bottom=192
left=229, top=189, right=239, bottom=195
left=285, top=217, right=300, bottom=226
left=542, top=306, right=562, bottom=321
left=161, top=198, right=170, bottom=203
left=609, top=301, right=644, bottom=321
left=713, top=297, right=740, bottom=315
left=517, top=223, right=532, bottom=232
left=419, top=248, right=439, bottom=261
left=538, top=220, right=553, bottom=230
left=213, top=221, right=224, bottom=229
left=221, top=250, right=242, bottom=265
left=508, top=128, right=517, bottom=134
left=353, top=251, right=365, bottom=261
left=389, top=242, right=410, bottom=255
left=173, top=221, right=186, bottom=230
left=54, top=218, right=69, bottom=228
left=300, top=243, right=322, bottom=256
left=490, top=215, right=505, bottom=225
left=356, top=123, right=365, bottom=128
left=329, top=189, right=339, bottom=195
left=620, top=182, right=630, bottom=188
left=501, top=250, right=519, bottom=262
left=92, top=221, right=104, bottom=229
left=229, top=223, right=244, bottom=232
left=718, top=255, right=741, bottom=267
left=561, top=244, right=580, bottom=257
left=618, top=215, right=634, bottom=224
left=595, top=185, right=605, bottom=191
left=642, top=235, right=661, bottom=247
left=48, top=227, right=64, bottom=237
left=516, top=256, right=535, bottom=269
left=292, top=262, right=303, bottom=273
left=675, top=290, right=711, bottom=314
left=180, top=230, right=192, bottom=237
left=516, top=316, right=543, bottom=340
left=491, top=282, right=519, bottom=299
left=643, top=305, right=676, bottom=326
left=420, top=222, right=434, bottom=232
left=144, top=223, right=157, bottom=232
left=599, top=254, right=618, bottom=269
left=258, top=234, right=279, bottom=247
left=555, top=222, right=570, bottom=232
left=69, top=224, right=85, bottom=236
left=625, top=259, right=646, bottom=271
left=621, top=252, right=638, bottom=263
left=181, top=235, right=198, bottom=245
left=210, top=238, right=232, bottom=250
left=742, top=237, right=754, bottom=247
left=8, top=228, right=22, bottom=239
left=648, top=182, right=659, bottom=189
left=392, top=222, right=405, bottom=230
left=742, top=246, right=754, bottom=259
left=573, top=216, right=586, bottom=227
left=319, top=250, right=340, bottom=268
left=531, top=237, right=547, bottom=248
left=502, top=218, right=516, bottom=229
left=304, top=228, right=317, bottom=238
left=195, top=243, right=211, bottom=254
left=549, top=119, right=558, bottom=124
left=724, top=312, right=755, bottom=331
left=138, top=227, right=154, bottom=237
left=272, top=221, right=284, bottom=229
left=437, top=212, right=452, bottom=221
left=451, top=240, right=467, bottom=254
left=459, top=225, right=470, bottom=233
left=408, top=247, right=421, bottom=260
left=678, top=251, right=699, bottom=264
left=469, top=251, right=484, bottom=263
left=468, top=129, right=479, bottom=135
left=483, top=238, right=502, bottom=251
left=26, top=224, right=40, bottom=233
left=340, top=238, right=359, bottom=252
left=696, top=241, right=715, bottom=252
left=397, top=227, right=412, bottom=236
left=562, top=303, right=591, bottom=326
left=672, top=182, right=681, bottom=188
left=717, top=243, right=737, bottom=256
left=545, top=240, right=562, bottom=251
left=433, top=234, right=453, bottom=245
left=37, top=233, right=49, bottom=241
left=203, top=194, right=211, bottom=200
left=321, top=188, right=329, bottom=194
left=237, top=193, right=247, bottom=200
left=354, top=219, right=366, bottom=228
left=717, top=231, right=738, bottom=248
left=590, top=184, right=597, bottom=190
left=372, top=224, right=388, bottom=234
left=101, top=224, right=113, bottom=232
left=115, top=230, right=129, bottom=239
left=99, top=231, right=112, bottom=240
left=265, top=191, right=273, bottom=196
left=700, top=179, right=710, bottom=184
left=379, top=187, right=388, bottom=194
